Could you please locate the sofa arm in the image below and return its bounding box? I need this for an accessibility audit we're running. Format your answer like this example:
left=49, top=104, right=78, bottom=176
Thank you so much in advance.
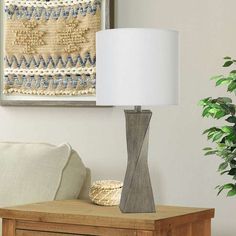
left=78, top=168, right=91, bottom=200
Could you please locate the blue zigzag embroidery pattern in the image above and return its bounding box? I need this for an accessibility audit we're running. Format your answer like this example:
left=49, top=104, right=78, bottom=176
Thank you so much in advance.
left=4, top=0, right=101, bottom=96
left=4, top=74, right=96, bottom=96
left=5, top=1, right=101, bottom=20
left=5, top=54, right=96, bottom=69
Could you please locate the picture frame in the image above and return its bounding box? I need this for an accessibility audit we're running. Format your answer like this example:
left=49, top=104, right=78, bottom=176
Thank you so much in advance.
left=0, top=0, right=114, bottom=107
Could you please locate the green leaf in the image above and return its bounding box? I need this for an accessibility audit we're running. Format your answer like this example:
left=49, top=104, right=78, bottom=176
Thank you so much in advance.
left=220, top=103, right=232, bottom=112
left=221, top=126, right=233, bottom=134
left=226, top=116, right=236, bottom=123
left=225, top=140, right=234, bottom=147
left=202, top=97, right=212, bottom=102
left=203, top=129, right=210, bottom=135
left=211, top=75, right=223, bottom=80
left=218, top=162, right=228, bottom=171
left=211, top=103, right=223, bottom=109
left=203, top=130, right=210, bottom=135
left=218, top=143, right=226, bottom=148
left=228, top=82, right=236, bottom=92
left=208, top=132, right=215, bottom=140
left=203, top=147, right=212, bottom=151
left=228, top=168, right=236, bottom=176
left=207, top=130, right=219, bottom=137
left=217, top=97, right=232, bottom=103
left=217, top=184, right=234, bottom=195
left=202, top=107, right=212, bottom=117
left=205, top=150, right=217, bottom=156
left=215, top=111, right=226, bottom=119
left=224, top=56, right=232, bottom=60
left=218, top=162, right=229, bottom=171
left=223, top=61, right=234, bottom=67
left=217, top=188, right=224, bottom=196
left=198, top=100, right=205, bottom=106
left=217, top=184, right=234, bottom=196
left=225, top=133, right=236, bottom=142
left=230, top=160, right=236, bottom=165
left=222, top=183, right=234, bottom=189
left=229, top=105, right=236, bottom=115
left=212, top=132, right=224, bottom=142
left=230, top=70, right=236, bottom=74
left=199, top=97, right=212, bottom=106
left=221, top=170, right=229, bottom=175
left=216, top=79, right=230, bottom=86
left=209, top=108, right=218, bottom=114
left=227, top=188, right=236, bottom=197
left=203, top=127, right=219, bottom=135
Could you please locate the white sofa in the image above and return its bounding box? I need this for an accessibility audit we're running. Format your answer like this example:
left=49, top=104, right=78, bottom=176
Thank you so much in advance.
left=0, top=142, right=90, bottom=234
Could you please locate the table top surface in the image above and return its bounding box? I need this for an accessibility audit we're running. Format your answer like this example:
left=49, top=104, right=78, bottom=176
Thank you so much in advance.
left=0, top=200, right=215, bottom=231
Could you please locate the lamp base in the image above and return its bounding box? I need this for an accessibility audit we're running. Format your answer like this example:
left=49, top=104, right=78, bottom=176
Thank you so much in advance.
left=119, top=110, right=156, bottom=213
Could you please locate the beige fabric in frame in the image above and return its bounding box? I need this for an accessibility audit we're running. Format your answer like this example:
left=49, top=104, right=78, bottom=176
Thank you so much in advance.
left=4, top=0, right=101, bottom=96
left=5, top=15, right=100, bottom=60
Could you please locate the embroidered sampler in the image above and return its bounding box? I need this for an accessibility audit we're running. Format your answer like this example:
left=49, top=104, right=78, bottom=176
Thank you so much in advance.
left=4, top=0, right=101, bottom=96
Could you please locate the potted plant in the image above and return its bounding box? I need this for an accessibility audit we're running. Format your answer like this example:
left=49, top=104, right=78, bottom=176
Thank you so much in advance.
left=199, top=57, right=236, bottom=197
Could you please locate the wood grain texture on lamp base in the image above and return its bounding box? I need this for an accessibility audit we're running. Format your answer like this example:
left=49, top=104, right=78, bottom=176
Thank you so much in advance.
left=120, top=110, right=155, bottom=213
left=0, top=200, right=214, bottom=236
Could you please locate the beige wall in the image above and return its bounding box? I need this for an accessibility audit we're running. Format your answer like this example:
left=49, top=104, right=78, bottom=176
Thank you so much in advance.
left=0, top=0, right=235, bottom=235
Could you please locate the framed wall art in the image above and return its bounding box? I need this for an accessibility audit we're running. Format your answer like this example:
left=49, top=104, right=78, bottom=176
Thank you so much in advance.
left=0, top=0, right=114, bottom=106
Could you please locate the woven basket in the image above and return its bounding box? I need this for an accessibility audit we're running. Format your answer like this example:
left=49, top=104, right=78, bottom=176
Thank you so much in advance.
left=89, top=180, right=123, bottom=206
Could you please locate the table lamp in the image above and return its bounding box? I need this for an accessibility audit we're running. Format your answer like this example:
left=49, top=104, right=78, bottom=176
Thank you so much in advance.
left=96, top=28, right=179, bottom=213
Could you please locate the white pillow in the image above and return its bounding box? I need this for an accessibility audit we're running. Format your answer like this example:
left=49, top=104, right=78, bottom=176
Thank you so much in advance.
left=0, top=142, right=87, bottom=236
left=0, top=142, right=87, bottom=206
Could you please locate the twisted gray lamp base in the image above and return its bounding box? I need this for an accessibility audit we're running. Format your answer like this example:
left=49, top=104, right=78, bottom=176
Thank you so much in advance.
left=119, top=109, right=156, bottom=213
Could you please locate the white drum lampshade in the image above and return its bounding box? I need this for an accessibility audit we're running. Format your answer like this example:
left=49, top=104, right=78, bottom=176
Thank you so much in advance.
left=96, top=28, right=179, bottom=106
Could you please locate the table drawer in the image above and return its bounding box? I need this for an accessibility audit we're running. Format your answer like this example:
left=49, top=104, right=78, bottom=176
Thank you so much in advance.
left=16, top=221, right=138, bottom=236
left=16, top=230, right=84, bottom=236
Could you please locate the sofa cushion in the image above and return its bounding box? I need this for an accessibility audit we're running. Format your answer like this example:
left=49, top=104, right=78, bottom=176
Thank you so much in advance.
left=0, top=142, right=87, bottom=206
left=0, top=142, right=87, bottom=236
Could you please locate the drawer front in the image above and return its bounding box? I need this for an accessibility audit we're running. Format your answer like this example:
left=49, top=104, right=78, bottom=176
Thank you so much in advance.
left=16, top=230, right=86, bottom=236
left=16, top=221, right=138, bottom=236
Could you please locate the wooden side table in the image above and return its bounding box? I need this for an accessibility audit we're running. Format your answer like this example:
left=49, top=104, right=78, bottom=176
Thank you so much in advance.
left=0, top=200, right=214, bottom=236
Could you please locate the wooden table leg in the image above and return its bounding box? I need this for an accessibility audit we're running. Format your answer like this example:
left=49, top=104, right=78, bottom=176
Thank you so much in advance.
left=2, top=219, right=16, bottom=236
left=170, top=223, right=192, bottom=236
left=192, top=219, right=211, bottom=236
left=158, top=219, right=211, bottom=236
